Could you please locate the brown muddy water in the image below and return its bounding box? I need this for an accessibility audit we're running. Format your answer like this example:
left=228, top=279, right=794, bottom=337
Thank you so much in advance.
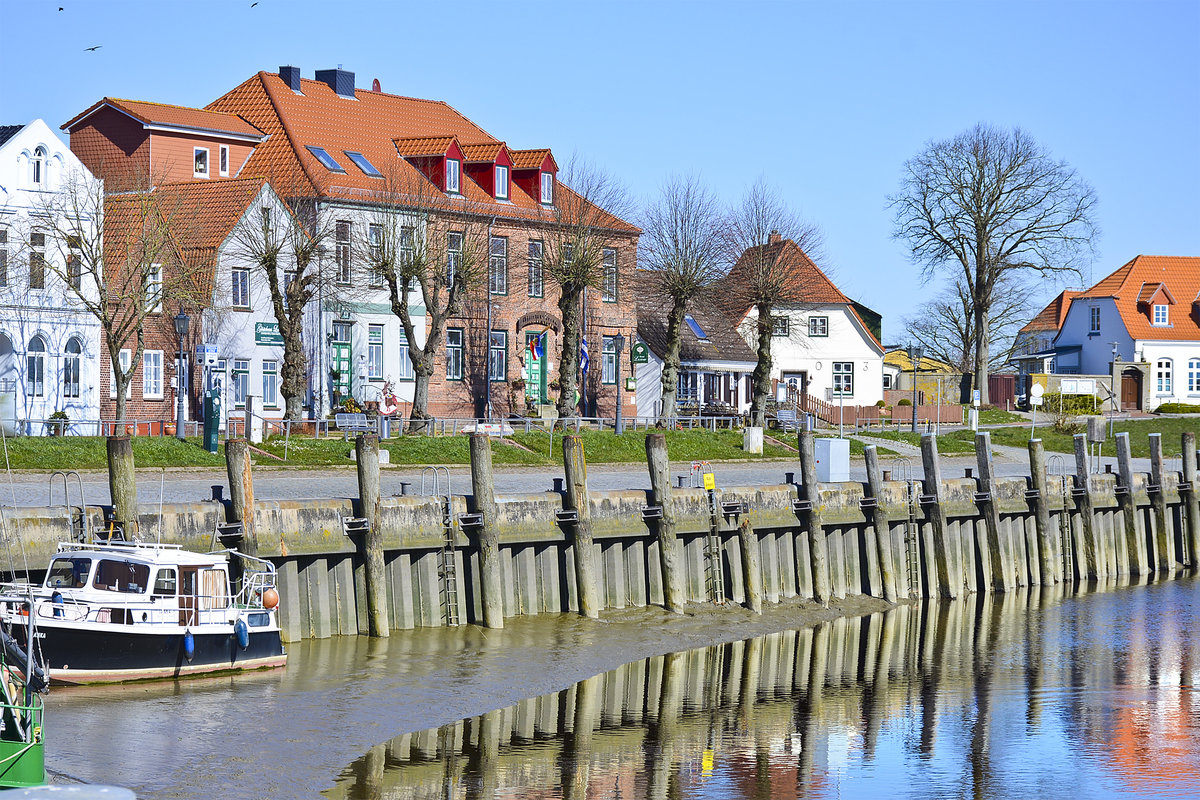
left=47, top=577, right=1199, bottom=799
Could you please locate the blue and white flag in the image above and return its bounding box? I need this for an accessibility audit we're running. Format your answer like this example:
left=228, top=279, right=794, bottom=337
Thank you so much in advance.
left=580, top=337, right=589, bottom=376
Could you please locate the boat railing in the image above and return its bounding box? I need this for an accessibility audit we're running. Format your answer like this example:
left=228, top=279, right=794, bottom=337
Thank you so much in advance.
left=9, top=591, right=247, bottom=628
left=55, top=540, right=185, bottom=554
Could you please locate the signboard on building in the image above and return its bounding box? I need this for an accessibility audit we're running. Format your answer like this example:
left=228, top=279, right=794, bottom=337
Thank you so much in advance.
left=631, top=342, right=649, bottom=364
left=196, top=343, right=218, bottom=367
left=255, top=322, right=284, bottom=346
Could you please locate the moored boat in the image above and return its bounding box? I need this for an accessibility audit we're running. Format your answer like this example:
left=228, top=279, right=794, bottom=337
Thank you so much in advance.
left=1, top=541, right=286, bottom=685
left=0, top=587, right=48, bottom=789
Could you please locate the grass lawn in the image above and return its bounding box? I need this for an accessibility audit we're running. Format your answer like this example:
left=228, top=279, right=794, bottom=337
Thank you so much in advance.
left=987, top=417, right=1197, bottom=458
left=859, top=429, right=977, bottom=454
left=978, top=407, right=1025, bottom=425
left=0, top=435, right=227, bottom=471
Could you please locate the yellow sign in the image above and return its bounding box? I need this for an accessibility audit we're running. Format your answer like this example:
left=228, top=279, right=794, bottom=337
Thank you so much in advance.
left=702, top=472, right=715, bottom=491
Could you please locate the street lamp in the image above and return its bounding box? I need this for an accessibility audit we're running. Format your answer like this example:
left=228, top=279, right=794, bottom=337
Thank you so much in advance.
left=907, top=344, right=924, bottom=434
left=173, top=312, right=189, bottom=441
left=613, top=333, right=625, bottom=435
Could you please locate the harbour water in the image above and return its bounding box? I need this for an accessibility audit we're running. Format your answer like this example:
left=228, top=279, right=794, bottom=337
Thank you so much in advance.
left=47, top=575, right=1199, bottom=799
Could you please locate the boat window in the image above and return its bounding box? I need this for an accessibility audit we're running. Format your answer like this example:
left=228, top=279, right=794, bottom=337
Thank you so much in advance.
left=152, top=568, right=177, bottom=598
left=198, top=568, right=230, bottom=609
left=46, top=557, right=91, bottom=589
left=92, top=559, right=151, bottom=594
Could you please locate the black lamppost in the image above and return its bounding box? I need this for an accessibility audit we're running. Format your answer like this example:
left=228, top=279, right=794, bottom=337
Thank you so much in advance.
left=908, top=344, right=924, bottom=434
left=613, top=333, right=625, bottom=435
left=173, top=312, right=189, bottom=441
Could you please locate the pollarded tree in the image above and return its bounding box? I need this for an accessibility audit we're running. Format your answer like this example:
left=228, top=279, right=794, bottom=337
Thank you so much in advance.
left=891, top=124, right=1098, bottom=404
left=639, top=174, right=726, bottom=422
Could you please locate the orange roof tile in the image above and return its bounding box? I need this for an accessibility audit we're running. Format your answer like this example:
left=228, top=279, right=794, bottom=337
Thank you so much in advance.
left=510, top=148, right=555, bottom=171
left=392, top=136, right=458, bottom=158
left=460, top=141, right=505, bottom=162
left=1076, top=255, right=1200, bottom=342
left=1019, top=289, right=1082, bottom=334
left=64, top=98, right=265, bottom=140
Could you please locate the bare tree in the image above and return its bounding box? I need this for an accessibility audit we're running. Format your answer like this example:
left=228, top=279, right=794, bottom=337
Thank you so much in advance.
left=363, top=168, right=488, bottom=432
left=542, top=158, right=634, bottom=418
left=890, top=124, right=1098, bottom=404
left=639, top=174, right=726, bottom=421
left=722, top=178, right=823, bottom=427
left=904, top=275, right=1037, bottom=374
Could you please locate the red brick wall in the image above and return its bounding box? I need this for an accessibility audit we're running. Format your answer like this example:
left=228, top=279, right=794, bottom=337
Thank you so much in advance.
left=98, top=310, right=186, bottom=423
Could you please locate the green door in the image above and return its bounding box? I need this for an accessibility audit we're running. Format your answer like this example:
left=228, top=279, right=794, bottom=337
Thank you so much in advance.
left=331, top=321, right=352, bottom=400
left=524, top=332, right=548, bottom=404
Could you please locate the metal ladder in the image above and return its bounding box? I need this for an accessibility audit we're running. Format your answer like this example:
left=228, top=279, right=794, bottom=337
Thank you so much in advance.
left=704, top=485, right=726, bottom=605
left=887, top=459, right=920, bottom=597
left=1049, top=455, right=1074, bottom=582
left=423, top=467, right=459, bottom=626
left=49, top=471, right=89, bottom=543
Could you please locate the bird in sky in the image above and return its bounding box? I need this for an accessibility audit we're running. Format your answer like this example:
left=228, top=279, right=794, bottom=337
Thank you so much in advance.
left=84, top=45, right=101, bottom=51
left=251, top=2, right=258, bottom=6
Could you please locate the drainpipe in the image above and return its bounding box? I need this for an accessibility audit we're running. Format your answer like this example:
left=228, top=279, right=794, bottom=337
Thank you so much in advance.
left=485, top=217, right=495, bottom=422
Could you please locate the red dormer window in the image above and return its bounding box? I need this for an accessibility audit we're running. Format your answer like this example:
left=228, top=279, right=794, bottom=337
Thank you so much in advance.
left=511, top=149, right=557, bottom=205
left=495, top=166, right=509, bottom=200
left=446, top=158, right=461, bottom=194
left=540, top=171, right=554, bottom=204
left=393, top=136, right=465, bottom=196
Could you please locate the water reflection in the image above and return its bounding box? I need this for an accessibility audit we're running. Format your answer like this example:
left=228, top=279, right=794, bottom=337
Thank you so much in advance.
left=330, top=577, right=1200, bottom=799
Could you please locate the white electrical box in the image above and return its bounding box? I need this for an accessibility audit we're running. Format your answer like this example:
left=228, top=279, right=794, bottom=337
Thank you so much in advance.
left=815, top=438, right=850, bottom=482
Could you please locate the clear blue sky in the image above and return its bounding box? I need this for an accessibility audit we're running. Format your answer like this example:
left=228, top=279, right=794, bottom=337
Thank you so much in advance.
left=3, top=0, right=1197, bottom=342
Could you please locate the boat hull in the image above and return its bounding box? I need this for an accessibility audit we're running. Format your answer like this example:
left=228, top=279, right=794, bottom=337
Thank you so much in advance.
left=0, top=737, right=44, bottom=788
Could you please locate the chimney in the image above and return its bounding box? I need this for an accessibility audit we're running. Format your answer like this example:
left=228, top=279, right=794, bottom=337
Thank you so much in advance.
left=767, top=230, right=782, bottom=245
left=315, top=67, right=356, bottom=98
left=371, top=78, right=381, bottom=93
left=279, top=65, right=302, bottom=93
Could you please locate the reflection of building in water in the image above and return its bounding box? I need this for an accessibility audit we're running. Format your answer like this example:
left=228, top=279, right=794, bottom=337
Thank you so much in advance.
left=328, top=580, right=1200, bottom=799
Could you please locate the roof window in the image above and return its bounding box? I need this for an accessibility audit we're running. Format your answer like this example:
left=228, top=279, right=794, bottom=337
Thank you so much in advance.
left=306, top=146, right=345, bottom=173
left=344, top=151, right=381, bottom=177
left=684, top=314, right=708, bottom=340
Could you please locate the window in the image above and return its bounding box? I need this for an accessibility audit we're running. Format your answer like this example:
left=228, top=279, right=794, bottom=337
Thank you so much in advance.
left=1153, top=304, right=1169, bottom=326
left=601, top=248, right=617, bottom=302
left=489, top=236, right=507, bottom=294
left=0, top=229, right=7, bottom=286
left=446, top=328, right=464, bottom=380
left=1189, top=358, right=1200, bottom=394
left=262, top=360, right=278, bottom=408
left=232, top=359, right=250, bottom=407
left=152, top=568, right=177, bottom=598
left=29, top=232, right=45, bottom=290
left=601, top=336, right=618, bottom=384
left=833, top=362, right=854, bottom=396
left=399, top=226, right=415, bottom=267
left=397, top=328, right=413, bottom=380
left=528, top=240, right=544, bottom=297
left=261, top=206, right=272, bottom=236
left=110, top=349, right=132, bottom=399
left=1156, top=359, right=1172, bottom=394
left=1090, top=306, right=1100, bottom=332
left=446, top=159, right=461, bottom=194
left=540, top=172, right=554, bottom=204
left=495, top=166, right=509, bottom=200
left=64, top=337, right=82, bottom=398
left=146, top=263, right=163, bottom=312
left=685, top=314, right=708, bottom=340
left=32, top=146, right=46, bottom=185
left=368, top=325, right=384, bottom=379
left=446, top=232, right=463, bottom=285
left=335, top=221, right=352, bottom=284
left=26, top=336, right=45, bottom=398
left=488, top=330, right=507, bottom=382
left=883, top=372, right=893, bottom=391
left=305, top=146, right=344, bottom=173
left=66, top=253, right=81, bottom=291
left=344, top=151, right=381, bottom=177
left=772, top=316, right=790, bottom=337
left=232, top=266, right=250, bottom=308
left=808, top=316, right=828, bottom=337
left=219, top=145, right=229, bottom=177
left=193, top=147, right=209, bottom=178
left=143, top=350, right=164, bottom=399
left=367, top=224, right=384, bottom=287
left=93, top=559, right=150, bottom=594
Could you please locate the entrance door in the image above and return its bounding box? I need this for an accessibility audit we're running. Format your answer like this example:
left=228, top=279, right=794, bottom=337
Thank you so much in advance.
left=1121, top=368, right=1142, bottom=411
left=524, top=332, right=547, bottom=405
left=330, top=322, right=352, bottom=400
left=780, top=371, right=807, bottom=401
left=179, top=567, right=198, bottom=626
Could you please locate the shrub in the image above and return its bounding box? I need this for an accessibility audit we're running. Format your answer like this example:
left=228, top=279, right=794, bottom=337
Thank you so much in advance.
left=1156, top=402, right=1200, bottom=414
left=897, top=398, right=912, bottom=406
left=1039, top=392, right=1098, bottom=414
left=875, top=400, right=886, bottom=407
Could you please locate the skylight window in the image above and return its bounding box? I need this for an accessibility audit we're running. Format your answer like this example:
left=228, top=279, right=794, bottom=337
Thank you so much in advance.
left=305, top=146, right=345, bottom=173
left=344, top=151, right=381, bottom=177
left=684, top=314, right=708, bottom=340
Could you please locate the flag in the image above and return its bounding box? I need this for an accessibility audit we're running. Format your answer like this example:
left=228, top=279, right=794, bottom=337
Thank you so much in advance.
left=527, top=332, right=544, bottom=360
left=580, top=337, right=589, bottom=376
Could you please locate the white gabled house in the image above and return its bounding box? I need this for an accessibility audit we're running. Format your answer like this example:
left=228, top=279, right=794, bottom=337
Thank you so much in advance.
left=0, top=120, right=103, bottom=433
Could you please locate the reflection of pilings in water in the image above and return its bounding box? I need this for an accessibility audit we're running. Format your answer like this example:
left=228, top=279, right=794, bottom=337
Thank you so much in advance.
left=563, top=674, right=600, bottom=800
left=647, top=651, right=685, bottom=800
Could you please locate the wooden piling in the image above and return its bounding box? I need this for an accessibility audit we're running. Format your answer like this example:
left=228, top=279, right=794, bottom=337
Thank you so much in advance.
left=645, top=433, right=686, bottom=613
left=1183, top=432, right=1200, bottom=568
left=738, top=517, right=763, bottom=613
left=1073, top=434, right=1104, bottom=578
left=562, top=435, right=600, bottom=619
left=797, top=430, right=831, bottom=606
left=356, top=434, right=388, bottom=637
left=1027, top=440, right=1059, bottom=584
left=975, top=432, right=1014, bottom=592
left=863, top=445, right=898, bottom=602
left=1115, top=432, right=1147, bottom=576
left=224, top=438, right=257, bottom=555
left=469, top=434, right=505, bottom=629
left=105, top=436, right=138, bottom=538
left=920, top=434, right=960, bottom=598
left=1148, top=433, right=1174, bottom=574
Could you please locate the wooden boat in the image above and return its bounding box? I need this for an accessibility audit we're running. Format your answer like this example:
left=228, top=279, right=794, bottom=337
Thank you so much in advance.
left=1, top=541, right=286, bottom=685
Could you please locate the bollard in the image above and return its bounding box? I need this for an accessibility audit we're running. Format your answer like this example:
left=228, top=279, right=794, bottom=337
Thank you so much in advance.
left=469, top=434, right=505, bottom=628
left=975, top=432, right=1014, bottom=591
left=645, top=434, right=686, bottom=613
left=356, top=434, right=388, bottom=637
left=863, top=445, right=898, bottom=602
left=1182, top=432, right=1200, bottom=568
left=1073, top=434, right=1105, bottom=578
left=1027, top=440, right=1060, bottom=584
left=562, top=435, right=600, bottom=619
left=1115, top=432, right=1147, bottom=576
left=105, top=436, right=138, bottom=539
left=797, top=430, right=831, bottom=606
left=920, top=434, right=960, bottom=598
left=1148, top=434, right=1174, bottom=574
left=224, top=439, right=257, bottom=556
left=738, top=517, right=763, bottom=613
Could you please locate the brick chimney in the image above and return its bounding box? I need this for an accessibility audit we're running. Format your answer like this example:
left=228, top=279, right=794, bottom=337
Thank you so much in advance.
left=279, top=65, right=302, bottom=92
left=767, top=230, right=782, bottom=245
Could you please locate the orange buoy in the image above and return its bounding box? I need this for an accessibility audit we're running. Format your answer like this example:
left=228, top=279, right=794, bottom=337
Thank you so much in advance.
left=262, top=587, right=279, bottom=610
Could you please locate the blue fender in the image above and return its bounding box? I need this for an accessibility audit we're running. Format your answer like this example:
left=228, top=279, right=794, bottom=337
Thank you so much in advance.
left=235, top=618, right=249, bottom=650
left=183, top=629, right=195, bottom=662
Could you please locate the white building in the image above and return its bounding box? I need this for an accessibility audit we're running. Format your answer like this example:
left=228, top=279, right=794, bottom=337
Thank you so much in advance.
left=0, top=120, right=102, bottom=433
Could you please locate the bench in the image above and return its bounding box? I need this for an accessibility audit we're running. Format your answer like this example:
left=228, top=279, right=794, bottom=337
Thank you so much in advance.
left=773, top=408, right=799, bottom=432
left=334, top=412, right=373, bottom=440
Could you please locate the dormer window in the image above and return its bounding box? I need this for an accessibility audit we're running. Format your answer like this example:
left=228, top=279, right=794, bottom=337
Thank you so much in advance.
left=344, top=151, right=381, bottom=177
left=495, top=166, right=509, bottom=200
left=1153, top=304, right=1168, bottom=325
left=446, top=159, right=461, bottom=194
left=32, top=146, right=47, bottom=185
left=305, top=146, right=345, bottom=173
left=193, top=147, right=209, bottom=179
left=540, top=172, right=554, bottom=204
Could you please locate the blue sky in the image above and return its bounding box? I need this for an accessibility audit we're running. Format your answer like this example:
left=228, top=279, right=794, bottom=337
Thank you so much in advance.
left=2, top=0, right=1197, bottom=342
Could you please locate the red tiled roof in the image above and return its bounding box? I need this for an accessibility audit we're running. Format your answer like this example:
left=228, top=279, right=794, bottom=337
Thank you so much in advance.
left=64, top=98, right=265, bottom=140
left=1077, top=255, right=1200, bottom=342
left=156, top=176, right=269, bottom=253
left=393, top=136, right=458, bottom=158
left=1019, top=289, right=1082, bottom=334
left=460, top=141, right=505, bottom=162
left=510, top=148, right=555, bottom=171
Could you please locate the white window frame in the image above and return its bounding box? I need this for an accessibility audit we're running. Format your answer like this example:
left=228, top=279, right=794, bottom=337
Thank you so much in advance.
left=446, top=159, right=461, bottom=194
left=489, top=236, right=507, bottom=295
left=26, top=336, right=46, bottom=399
left=528, top=240, right=544, bottom=298
left=601, top=248, right=617, bottom=302
left=882, top=372, right=893, bottom=391
left=193, top=147, right=210, bottom=179
left=219, top=145, right=230, bottom=177
left=832, top=362, right=854, bottom=397
left=772, top=317, right=790, bottom=337
left=31, top=146, right=46, bottom=186
left=808, top=316, right=829, bottom=337
left=1090, top=306, right=1100, bottom=332
left=397, top=328, right=413, bottom=380
left=28, top=231, right=46, bottom=290
left=142, top=350, right=164, bottom=399
left=488, top=330, right=507, bottom=382
left=540, top=171, right=554, bottom=204
left=1156, top=359, right=1172, bottom=394
left=1188, top=358, right=1200, bottom=394
left=446, top=328, right=464, bottom=380
left=1152, top=304, right=1168, bottom=326
left=231, top=266, right=250, bottom=309
left=232, top=359, right=250, bottom=408
left=335, top=221, right=352, bottom=284
left=601, top=336, right=618, bottom=385
left=367, top=324, right=384, bottom=380
left=146, top=263, right=163, bottom=312
left=262, top=360, right=278, bottom=408
left=446, top=231, right=463, bottom=285
left=495, top=165, right=509, bottom=200
left=368, top=223, right=384, bottom=287
left=63, top=338, right=82, bottom=399
left=110, top=349, right=133, bottom=399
